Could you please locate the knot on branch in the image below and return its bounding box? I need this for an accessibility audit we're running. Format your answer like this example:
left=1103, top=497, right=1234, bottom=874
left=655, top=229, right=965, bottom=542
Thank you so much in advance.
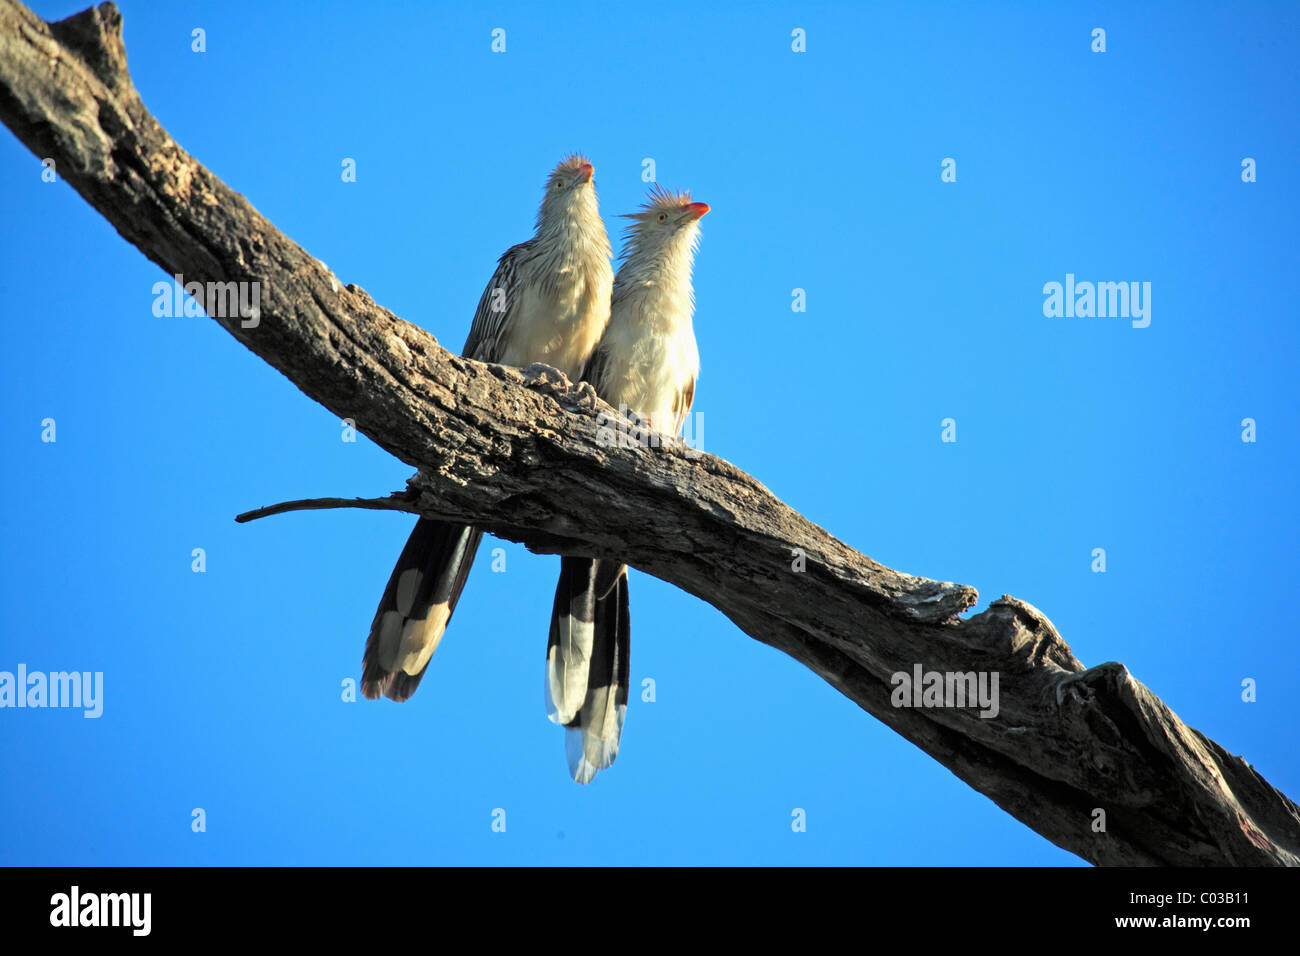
left=892, top=579, right=979, bottom=623
left=959, top=595, right=1083, bottom=673
left=50, top=2, right=127, bottom=94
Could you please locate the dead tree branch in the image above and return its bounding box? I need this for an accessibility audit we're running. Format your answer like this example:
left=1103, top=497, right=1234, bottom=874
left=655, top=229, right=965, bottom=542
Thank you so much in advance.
left=235, top=493, right=418, bottom=524
left=2, top=0, right=1295, bottom=865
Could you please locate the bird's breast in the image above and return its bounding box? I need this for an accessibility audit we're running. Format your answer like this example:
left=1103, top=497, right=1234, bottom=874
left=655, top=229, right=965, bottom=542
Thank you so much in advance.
left=597, top=311, right=698, bottom=435
left=497, top=269, right=612, bottom=380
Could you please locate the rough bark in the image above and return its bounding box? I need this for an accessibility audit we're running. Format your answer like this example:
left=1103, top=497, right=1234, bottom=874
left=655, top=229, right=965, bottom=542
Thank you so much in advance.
left=2, top=0, right=1295, bottom=866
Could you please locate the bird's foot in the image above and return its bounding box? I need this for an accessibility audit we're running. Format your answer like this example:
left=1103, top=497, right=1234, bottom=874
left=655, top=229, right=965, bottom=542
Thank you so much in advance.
left=570, top=380, right=599, bottom=407
left=522, top=362, right=573, bottom=390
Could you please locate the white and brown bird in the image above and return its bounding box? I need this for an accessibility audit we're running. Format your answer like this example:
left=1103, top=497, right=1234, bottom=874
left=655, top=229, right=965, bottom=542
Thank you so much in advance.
left=362, top=155, right=614, bottom=702
left=547, top=185, right=709, bottom=782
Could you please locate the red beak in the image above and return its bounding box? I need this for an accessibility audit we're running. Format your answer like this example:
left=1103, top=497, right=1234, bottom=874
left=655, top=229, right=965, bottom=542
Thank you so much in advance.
left=578, top=162, right=594, bottom=182
left=687, top=201, right=710, bottom=219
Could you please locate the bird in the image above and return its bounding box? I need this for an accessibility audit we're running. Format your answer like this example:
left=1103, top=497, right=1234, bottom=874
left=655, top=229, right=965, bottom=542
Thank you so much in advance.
left=547, top=185, right=709, bottom=783
left=361, top=155, right=614, bottom=702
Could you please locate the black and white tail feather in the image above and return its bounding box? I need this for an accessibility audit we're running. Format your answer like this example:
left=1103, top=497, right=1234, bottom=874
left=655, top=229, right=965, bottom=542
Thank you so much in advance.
left=361, top=519, right=482, bottom=701
left=547, top=557, right=630, bottom=783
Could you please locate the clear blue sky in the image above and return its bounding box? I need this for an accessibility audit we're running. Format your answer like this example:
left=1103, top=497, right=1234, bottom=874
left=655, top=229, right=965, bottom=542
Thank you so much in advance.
left=2, top=0, right=1296, bottom=865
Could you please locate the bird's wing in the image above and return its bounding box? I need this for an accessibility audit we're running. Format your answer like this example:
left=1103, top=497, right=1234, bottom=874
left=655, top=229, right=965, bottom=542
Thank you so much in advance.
left=461, top=239, right=535, bottom=362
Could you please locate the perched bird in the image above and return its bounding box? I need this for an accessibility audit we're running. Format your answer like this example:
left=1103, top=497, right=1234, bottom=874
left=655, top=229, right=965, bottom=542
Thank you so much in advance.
left=362, top=155, right=614, bottom=702
left=547, top=185, right=709, bottom=783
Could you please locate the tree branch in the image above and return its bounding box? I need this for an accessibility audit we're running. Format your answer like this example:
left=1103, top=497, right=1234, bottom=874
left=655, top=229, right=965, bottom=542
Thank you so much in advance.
left=3, top=0, right=1295, bottom=866
left=234, top=493, right=419, bottom=524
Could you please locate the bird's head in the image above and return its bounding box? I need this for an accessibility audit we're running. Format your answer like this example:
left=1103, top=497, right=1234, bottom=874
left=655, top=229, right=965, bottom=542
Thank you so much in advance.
left=618, top=185, right=709, bottom=267
left=536, top=153, right=601, bottom=232
left=622, top=184, right=709, bottom=232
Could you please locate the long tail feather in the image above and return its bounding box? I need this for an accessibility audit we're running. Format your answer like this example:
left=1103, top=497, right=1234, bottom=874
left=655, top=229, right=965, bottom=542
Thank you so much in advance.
left=361, top=518, right=482, bottom=702
left=559, top=563, right=630, bottom=784
left=546, top=556, right=599, bottom=725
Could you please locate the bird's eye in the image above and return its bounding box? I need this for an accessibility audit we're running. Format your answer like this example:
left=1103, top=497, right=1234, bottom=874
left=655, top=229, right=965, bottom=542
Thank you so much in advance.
left=553, top=180, right=565, bottom=190
left=656, top=212, right=668, bottom=223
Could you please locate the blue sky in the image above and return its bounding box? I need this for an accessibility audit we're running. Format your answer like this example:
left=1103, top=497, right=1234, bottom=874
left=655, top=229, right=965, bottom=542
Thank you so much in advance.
left=1, top=0, right=1296, bottom=865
